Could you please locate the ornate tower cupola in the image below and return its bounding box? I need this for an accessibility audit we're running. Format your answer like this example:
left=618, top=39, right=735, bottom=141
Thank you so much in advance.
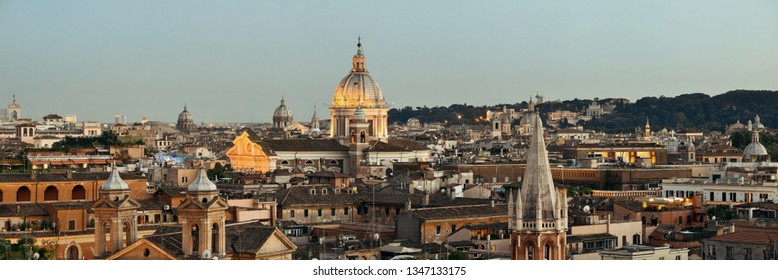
left=352, top=36, right=367, bottom=73
left=177, top=164, right=228, bottom=258
left=643, top=117, right=652, bottom=142
left=309, top=105, right=321, bottom=137
left=91, top=162, right=141, bottom=257
left=508, top=108, right=567, bottom=260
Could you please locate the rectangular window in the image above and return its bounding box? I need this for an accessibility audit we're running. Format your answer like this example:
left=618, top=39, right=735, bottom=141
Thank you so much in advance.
left=304, top=209, right=309, bottom=217
left=710, top=192, right=715, bottom=201
left=385, top=207, right=390, bottom=216
left=708, top=245, right=716, bottom=260
left=722, top=192, right=727, bottom=202
left=451, top=225, right=456, bottom=233
left=687, top=215, right=692, bottom=224
left=678, top=216, right=682, bottom=225
left=395, top=208, right=400, bottom=215
left=68, top=220, right=76, bottom=231
left=730, top=193, right=736, bottom=202
left=725, top=246, right=734, bottom=260
left=317, top=208, right=322, bottom=217
left=436, top=225, right=442, bottom=235
left=675, top=255, right=681, bottom=260
left=344, top=208, right=349, bottom=215
left=290, top=210, right=295, bottom=218
left=331, top=208, right=336, bottom=216
left=744, top=248, right=752, bottom=260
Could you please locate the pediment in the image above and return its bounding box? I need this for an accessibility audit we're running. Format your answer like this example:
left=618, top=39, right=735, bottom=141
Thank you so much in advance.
left=106, top=238, right=178, bottom=260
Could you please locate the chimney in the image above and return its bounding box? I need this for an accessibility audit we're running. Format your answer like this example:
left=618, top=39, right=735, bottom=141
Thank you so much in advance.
left=408, top=184, right=414, bottom=194
left=607, top=214, right=611, bottom=234
left=490, top=199, right=495, bottom=207
left=66, top=170, right=72, bottom=179
left=422, top=192, right=430, bottom=206
left=449, top=188, right=456, bottom=201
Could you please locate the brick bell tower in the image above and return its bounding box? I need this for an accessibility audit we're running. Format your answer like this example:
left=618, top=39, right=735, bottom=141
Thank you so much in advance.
left=508, top=105, right=568, bottom=260
left=91, top=162, right=141, bottom=257
left=177, top=164, right=228, bottom=259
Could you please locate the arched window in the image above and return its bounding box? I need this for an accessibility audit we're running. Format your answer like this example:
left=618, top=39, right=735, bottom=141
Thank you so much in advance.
left=44, top=186, right=59, bottom=201
left=544, top=243, right=552, bottom=260
left=122, top=220, right=132, bottom=248
left=212, top=223, right=220, bottom=254
left=360, top=130, right=366, bottom=143
left=16, top=186, right=30, bottom=202
left=329, top=160, right=338, bottom=165
left=280, top=160, right=289, bottom=165
left=527, top=244, right=534, bottom=260
left=0, top=189, right=3, bottom=202
left=191, top=224, right=200, bottom=254
left=305, top=160, right=314, bottom=165
left=72, top=185, right=86, bottom=200
left=350, top=130, right=356, bottom=144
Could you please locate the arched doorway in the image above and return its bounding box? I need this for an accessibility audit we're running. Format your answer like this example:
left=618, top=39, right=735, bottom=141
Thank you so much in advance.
left=66, top=244, right=81, bottom=260
left=16, top=186, right=30, bottom=202
left=44, top=186, right=59, bottom=201
left=71, top=185, right=86, bottom=200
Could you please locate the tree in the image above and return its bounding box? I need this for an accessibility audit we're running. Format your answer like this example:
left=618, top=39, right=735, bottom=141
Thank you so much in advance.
left=448, top=251, right=469, bottom=260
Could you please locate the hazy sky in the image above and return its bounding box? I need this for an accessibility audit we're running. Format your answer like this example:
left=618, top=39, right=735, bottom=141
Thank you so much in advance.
left=1, top=1, right=777, bottom=123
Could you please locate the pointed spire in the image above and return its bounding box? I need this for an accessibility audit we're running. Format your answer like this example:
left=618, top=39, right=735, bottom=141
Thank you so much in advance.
left=645, top=117, right=650, bottom=129
left=280, top=97, right=285, bottom=105
left=101, top=161, right=129, bottom=191
left=183, top=104, right=188, bottom=112
left=508, top=189, right=515, bottom=229
left=187, top=163, right=217, bottom=192
left=519, top=110, right=558, bottom=228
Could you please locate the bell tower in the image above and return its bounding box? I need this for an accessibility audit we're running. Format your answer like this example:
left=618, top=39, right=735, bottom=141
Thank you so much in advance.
left=508, top=109, right=567, bottom=260
left=91, top=162, right=141, bottom=257
left=177, top=164, right=228, bottom=259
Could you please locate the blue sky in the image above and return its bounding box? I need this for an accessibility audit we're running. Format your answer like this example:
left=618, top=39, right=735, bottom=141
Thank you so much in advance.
left=1, top=0, right=777, bottom=123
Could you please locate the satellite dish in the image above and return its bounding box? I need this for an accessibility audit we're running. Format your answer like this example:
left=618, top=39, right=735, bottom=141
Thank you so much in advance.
left=33, top=252, right=40, bottom=260
left=201, top=249, right=211, bottom=259
left=583, top=205, right=591, bottom=213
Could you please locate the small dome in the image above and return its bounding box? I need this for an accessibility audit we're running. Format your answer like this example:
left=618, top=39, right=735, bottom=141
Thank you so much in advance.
left=187, top=165, right=217, bottom=192
left=744, top=131, right=768, bottom=161
left=273, top=98, right=293, bottom=119
left=178, top=105, right=192, bottom=123
left=101, top=162, right=129, bottom=191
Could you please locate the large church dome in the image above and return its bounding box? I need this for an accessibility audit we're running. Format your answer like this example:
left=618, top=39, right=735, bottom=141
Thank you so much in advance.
left=332, top=38, right=386, bottom=109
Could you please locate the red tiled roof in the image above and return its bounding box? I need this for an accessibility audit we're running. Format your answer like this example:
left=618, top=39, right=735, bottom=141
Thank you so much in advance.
left=707, top=231, right=778, bottom=245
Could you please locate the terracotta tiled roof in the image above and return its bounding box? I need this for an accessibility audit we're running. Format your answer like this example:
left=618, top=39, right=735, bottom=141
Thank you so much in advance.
left=706, top=231, right=778, bottom=245
left=0, top=172, right=146, bottom=183
left=260, top=139, right=348, bottom=152
left=368, top=139, right=429, bottom=152
left=409, top=204, right=508, bottom=221
left=0, top=203, right=49, bottom=216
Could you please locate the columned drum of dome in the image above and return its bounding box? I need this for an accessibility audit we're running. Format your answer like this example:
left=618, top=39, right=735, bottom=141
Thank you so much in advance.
left=330, top=38, right=389, bottom=144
